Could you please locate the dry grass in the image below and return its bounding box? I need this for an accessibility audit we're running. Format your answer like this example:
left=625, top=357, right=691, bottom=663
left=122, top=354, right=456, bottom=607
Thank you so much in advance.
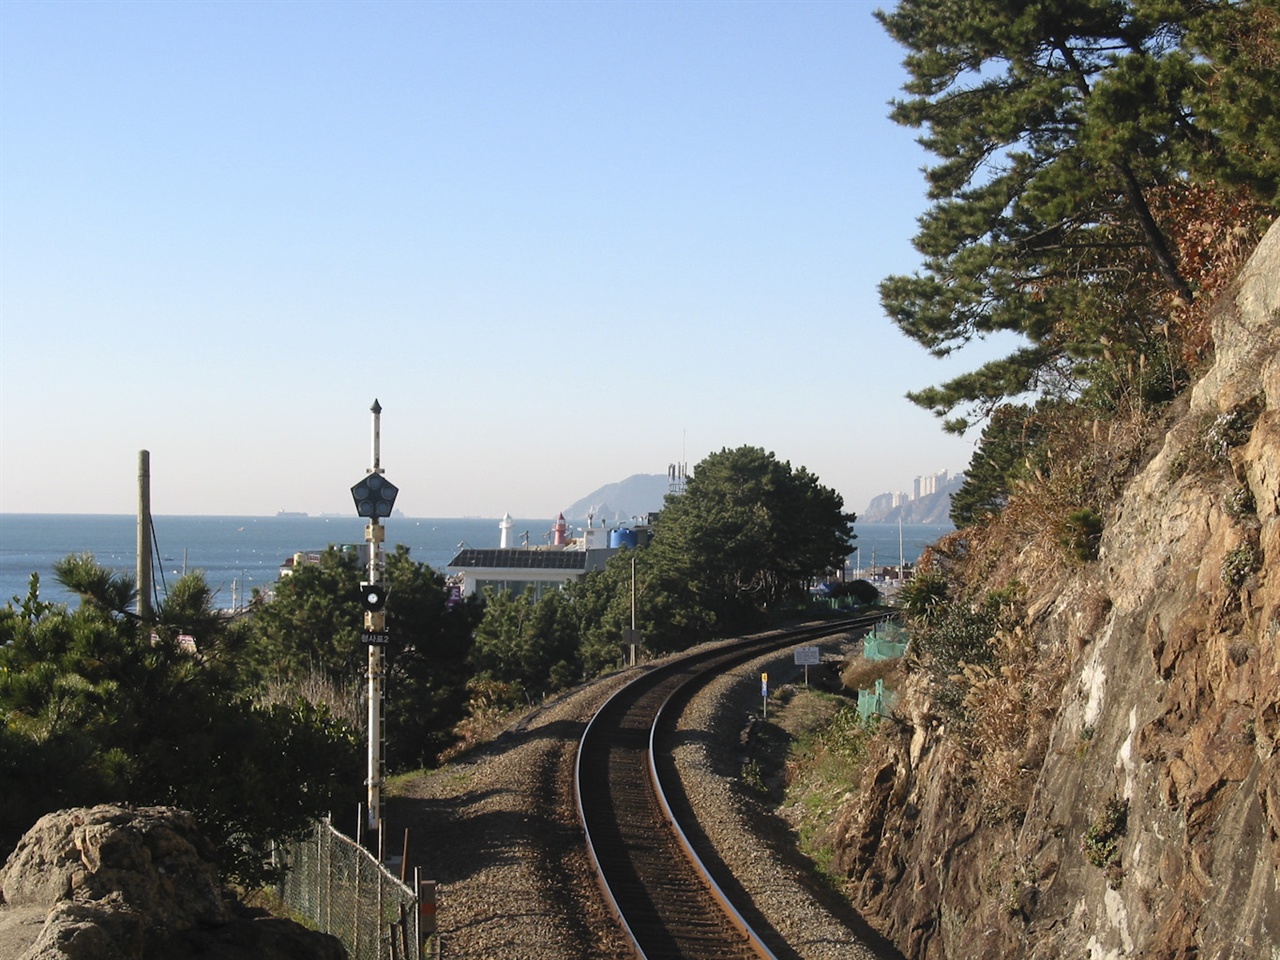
left=955, top=624, right=1069, bottom=816
left=1154, top=182, right=1272, bottom=371
left=259, top=668, right=362, bottom=728
left=955, top=410, right=1151, bottom=594
left=840, top=657, right=903, bottom=692
left=903, top=527, right=1077, bottom=821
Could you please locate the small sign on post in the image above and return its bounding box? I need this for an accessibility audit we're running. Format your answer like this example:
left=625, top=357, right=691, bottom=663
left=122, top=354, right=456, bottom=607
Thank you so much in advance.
left=761, top=672, right=768, bottom=719
left=794, top=646, right=820, bottom=686
left=621, top=627, right=641, bottom=666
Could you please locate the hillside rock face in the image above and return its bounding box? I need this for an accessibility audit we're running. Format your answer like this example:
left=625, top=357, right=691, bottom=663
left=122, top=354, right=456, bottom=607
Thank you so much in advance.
left=833, top=221, right=1280, bottom=958
left=0, top=805, right=345, bottom=960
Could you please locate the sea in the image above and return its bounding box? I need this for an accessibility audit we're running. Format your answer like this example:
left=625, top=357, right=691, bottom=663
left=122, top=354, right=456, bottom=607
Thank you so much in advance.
left=0, top=514, right=954, bottom=609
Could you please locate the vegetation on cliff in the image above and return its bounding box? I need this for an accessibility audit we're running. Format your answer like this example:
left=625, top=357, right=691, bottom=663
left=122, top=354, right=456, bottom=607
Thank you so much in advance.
left=883, top=0, right=1277, bottom=792
left=830, top=2, right=1279, bottom=956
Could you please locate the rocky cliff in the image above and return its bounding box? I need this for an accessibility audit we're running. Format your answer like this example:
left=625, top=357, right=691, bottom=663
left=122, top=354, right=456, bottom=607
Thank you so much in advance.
left=832, top=221, right=1280, bottom=958
left=0, top=805, right=345, bottom=960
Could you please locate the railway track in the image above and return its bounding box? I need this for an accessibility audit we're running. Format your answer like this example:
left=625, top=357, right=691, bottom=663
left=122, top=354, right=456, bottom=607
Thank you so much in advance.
left=575, top=615, right=889, bottom=960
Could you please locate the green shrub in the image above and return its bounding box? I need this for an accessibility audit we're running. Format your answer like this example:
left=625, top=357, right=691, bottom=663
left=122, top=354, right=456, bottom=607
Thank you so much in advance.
left=897, top=571, right=949, bottom=624
left=1203, top=398, right=1262, bottom=462
left=1224, top=484, right=1256, bottom=521
left=1170, top=399, right=1263, bottom=482
left=1062, top=508, right=1104, bottom=562
left=814, top=704, right=878, bottom=762
left=913, top=595, right=1005, bottom=718
left=1222, top=543, right=1259, bottom=590
left=740, top=759, right=767, bottom=795
left=1082, top=797, right=1128, bottom=887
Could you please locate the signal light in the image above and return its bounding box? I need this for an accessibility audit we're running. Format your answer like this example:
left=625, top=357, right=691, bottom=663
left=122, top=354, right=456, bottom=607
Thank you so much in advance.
left=359, top=583, right=387, bottom=612
left=351, top=473, right=399, bottom=519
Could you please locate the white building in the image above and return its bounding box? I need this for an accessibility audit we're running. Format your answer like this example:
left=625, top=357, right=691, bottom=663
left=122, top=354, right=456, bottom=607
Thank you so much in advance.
left=445, top=514, right=648, bottom=600
left=913, top=469, right=949, bottom=500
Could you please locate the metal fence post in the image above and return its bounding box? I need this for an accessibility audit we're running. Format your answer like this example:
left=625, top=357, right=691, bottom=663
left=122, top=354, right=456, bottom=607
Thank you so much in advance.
left=276, top=819, right=420, bottom=960
left=324, top=823, right=332, bottom=935
left=354, top=832, right=361, bottom=958
left=413, top=866, right=423, bottom=958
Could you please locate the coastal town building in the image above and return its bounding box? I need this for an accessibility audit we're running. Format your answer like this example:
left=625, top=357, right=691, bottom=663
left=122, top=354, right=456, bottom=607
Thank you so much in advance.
left=445, top=513, right=650, bottom=600
left=913, top=469, right=949, bottom=499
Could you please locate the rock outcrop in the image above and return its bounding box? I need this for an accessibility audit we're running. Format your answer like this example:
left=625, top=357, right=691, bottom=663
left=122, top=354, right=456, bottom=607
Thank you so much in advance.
left=0, top=805, right=346, bottom=960
left=834, top=221, right=1280, bottom=958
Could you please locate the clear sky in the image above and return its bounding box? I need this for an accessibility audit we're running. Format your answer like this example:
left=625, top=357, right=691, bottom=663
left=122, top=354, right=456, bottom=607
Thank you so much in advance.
left=1, top=0, right=1004, bottom=520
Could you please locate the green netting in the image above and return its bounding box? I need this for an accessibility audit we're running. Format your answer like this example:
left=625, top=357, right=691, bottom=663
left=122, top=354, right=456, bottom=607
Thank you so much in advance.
left=857, top=678, right=898, bottom=722
left=857, top=622, right=907, bottom=720
left=863, top=622, right=908, bottom=661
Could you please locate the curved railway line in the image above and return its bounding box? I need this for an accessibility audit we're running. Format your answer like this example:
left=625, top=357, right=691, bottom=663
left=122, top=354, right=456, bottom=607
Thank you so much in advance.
left=575, top=615, right=889, bottom=960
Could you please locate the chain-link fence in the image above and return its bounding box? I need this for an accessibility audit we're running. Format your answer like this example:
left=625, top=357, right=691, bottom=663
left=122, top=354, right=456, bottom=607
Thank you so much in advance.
left=276, top=818, right=432, bottom=960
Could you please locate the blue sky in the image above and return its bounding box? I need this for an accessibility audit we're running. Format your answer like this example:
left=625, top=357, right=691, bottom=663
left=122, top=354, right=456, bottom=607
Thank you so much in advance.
left=1, top=0, right=1004, bottom=519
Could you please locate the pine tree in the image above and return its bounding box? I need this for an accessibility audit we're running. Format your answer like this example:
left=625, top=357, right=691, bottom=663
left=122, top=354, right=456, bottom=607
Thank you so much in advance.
left=648, top=446, right=854, bottom=629
left=0, top=563, right=361, bottom=883
left=877, top=0, right=1278, bottom=430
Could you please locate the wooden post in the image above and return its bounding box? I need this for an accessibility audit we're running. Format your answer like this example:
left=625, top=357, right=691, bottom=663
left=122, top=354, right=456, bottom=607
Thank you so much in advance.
left=137, top=450, right=152, bottom=621
left=419, top=878, right=438, bottom=937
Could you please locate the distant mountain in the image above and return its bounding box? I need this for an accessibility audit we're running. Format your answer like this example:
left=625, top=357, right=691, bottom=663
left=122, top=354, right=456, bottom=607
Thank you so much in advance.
left=562, top=474, right=671, bottom=524
left=861, top=474, right=965, bottom=524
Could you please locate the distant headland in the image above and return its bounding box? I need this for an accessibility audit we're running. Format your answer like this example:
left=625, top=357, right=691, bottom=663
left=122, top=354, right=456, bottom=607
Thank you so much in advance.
left=859, top=470, right=965, bottom=524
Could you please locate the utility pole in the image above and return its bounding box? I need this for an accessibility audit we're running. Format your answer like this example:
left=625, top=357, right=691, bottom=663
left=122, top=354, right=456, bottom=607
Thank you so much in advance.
left=620, top=554, right=641, bottom=667
left=137, top=450, right=152, bottom=621
left=350, top=400, right=398, bottom=847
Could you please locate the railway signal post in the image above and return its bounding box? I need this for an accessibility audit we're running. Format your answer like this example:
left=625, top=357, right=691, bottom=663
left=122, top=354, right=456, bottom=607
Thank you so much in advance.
left=351, top=399, right=399, bottom=846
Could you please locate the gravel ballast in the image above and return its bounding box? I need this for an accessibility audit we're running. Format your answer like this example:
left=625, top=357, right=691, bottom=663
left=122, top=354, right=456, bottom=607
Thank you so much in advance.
left=387, top=632, right=897, bottom=959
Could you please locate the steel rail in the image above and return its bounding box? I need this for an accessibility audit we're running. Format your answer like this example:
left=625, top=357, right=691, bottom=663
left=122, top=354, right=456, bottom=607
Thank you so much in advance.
left=575, top=615, right=888, bottom=959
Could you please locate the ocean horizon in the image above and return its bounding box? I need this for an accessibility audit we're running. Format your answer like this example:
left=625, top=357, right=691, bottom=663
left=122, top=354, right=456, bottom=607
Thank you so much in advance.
left=1, top=513, right=954, bottom=609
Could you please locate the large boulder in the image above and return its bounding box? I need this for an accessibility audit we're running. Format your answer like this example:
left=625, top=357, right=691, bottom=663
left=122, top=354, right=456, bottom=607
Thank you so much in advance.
left=0, top=805, right=345, bottom=960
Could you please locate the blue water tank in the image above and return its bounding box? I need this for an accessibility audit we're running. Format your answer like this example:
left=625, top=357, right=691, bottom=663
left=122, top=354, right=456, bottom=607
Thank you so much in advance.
left=609, top=528, right=638, bottom=549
